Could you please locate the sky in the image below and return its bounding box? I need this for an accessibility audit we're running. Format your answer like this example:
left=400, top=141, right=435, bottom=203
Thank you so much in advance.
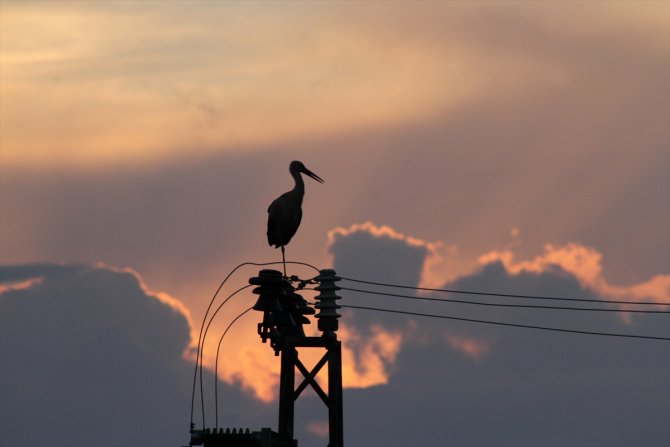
left=1, top=1, right=669, bottom=446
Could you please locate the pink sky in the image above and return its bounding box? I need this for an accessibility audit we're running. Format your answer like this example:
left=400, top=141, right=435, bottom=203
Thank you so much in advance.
left=1, top=2, right=668, bottom=445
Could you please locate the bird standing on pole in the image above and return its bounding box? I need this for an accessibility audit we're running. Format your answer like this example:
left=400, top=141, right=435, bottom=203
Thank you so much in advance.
left=267, top=160, right=324, bottom=276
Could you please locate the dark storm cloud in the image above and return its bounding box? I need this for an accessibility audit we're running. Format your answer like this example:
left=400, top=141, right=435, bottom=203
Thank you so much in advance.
left=322, top=226, right=670, bottom=447
left=0, top=151, right=296, bottom=305
left=0, top=264, right=273, bottom=447
left=0, top=263, right=83, bottom=282
left=0, top=239, right=668, bottom=447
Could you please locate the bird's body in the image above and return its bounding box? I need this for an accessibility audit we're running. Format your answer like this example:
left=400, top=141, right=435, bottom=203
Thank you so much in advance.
left=267, top=161, right=324, bottom=274
left=267, top=189, right=303, bottom=248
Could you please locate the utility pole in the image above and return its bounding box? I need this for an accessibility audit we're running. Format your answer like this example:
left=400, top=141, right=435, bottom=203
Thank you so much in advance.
left=189, top=268, right=343, bottom=447
left=253, top=268, right=343, bottom=447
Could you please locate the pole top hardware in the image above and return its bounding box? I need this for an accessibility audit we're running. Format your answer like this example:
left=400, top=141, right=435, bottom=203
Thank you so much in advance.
left=250, top=269, right=317, bottom=354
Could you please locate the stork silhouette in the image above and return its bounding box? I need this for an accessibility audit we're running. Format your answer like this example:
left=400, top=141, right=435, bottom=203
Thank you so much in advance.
left=267, top=160, right=324, bottom=276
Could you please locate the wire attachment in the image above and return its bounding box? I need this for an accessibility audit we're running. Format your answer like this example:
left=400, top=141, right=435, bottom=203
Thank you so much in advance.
left=251, top=269, right=315, bottom=354
left=289, top=274, right=318, bottom=290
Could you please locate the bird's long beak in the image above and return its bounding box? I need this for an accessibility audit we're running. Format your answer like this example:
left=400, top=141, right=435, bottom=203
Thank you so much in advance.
left=302, top=167, right=324, bottom=183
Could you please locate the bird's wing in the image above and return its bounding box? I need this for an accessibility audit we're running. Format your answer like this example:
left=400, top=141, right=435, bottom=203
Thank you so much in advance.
left=267, top=198, right=282, bottom=247
left=267, top=192, right=302, bottom=248
left=267, top=214, right=277, bottom=246
left=288, top=208, right=302, bottom=245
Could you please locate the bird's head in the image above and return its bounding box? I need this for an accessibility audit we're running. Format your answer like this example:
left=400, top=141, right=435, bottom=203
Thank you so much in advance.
left=290, top=160, right=324, bottom=183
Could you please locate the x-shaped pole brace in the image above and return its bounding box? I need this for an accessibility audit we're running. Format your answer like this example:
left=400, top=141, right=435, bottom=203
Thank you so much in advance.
left=293, top=352, right=330, bottom=406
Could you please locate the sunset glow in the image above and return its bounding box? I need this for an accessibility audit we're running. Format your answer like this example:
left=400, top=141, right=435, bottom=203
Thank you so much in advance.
left=479, top=244, right=670, bottom=305
left=1, top=1, right=668, bottom=446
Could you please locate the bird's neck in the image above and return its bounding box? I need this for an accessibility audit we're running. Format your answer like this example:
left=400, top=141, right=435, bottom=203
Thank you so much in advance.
left=292, top=171, right=305, bottom=198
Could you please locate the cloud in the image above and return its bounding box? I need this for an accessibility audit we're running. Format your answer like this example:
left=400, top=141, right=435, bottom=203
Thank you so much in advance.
left=0, top=3, right=471, bottom=167
left=479, top=243, right=670, bottom=306
left=2, top=0, right=667, bottom=310
left=327, top=222, right=430, bottom=285
left=3, top=2, right=666, bottom=167
left=2, top=0, right=668, bottom=443
left=1, top=225, right=668, bottom=447
left=326, top=221, right=465, bottom=289
left=323, top=222, right=424, bottom=389
left=322, top=222, right=670, bottom=446
left=0, top=263, right=272, bottom=447
left=339, top=323, right=402, bottom=389
left=444, top=333, right=491, bottom=362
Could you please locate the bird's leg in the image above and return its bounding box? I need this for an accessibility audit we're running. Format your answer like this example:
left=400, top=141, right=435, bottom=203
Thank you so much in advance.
left=281, top=246, right=286, bottom=277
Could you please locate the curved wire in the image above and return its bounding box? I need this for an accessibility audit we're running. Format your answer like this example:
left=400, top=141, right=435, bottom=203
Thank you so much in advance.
left=214, top=306, right=254, bottom=429
left=199, top=284, right=251, bottom=430
left=338, top=276, right=670, bottom=306
left=190, top=260, right=320, bottom=429
left=340, top=287, right=670, bottom=314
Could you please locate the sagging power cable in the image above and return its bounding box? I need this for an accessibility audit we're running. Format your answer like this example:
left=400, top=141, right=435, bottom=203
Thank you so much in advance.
left=342, top=304, right=670, bottom=341
left=338, top=275, right=670, bottom=306
left=340, top=286, right=670, bottom=314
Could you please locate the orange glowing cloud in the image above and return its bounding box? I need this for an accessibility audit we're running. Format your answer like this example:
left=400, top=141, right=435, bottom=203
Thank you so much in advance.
left=327, top=221, right=433, bottom=251
left=214, top=341, right=281, bottom=403
left=327, top=221, right=668, bottom=322
left=7, top=2, right=662, bottom=167
left=193, top=283, right=404, bottom=403
left=445, top=334, right=491, bottom=362
left=97, top=263, right=197, bottom=334
left=191, top=304, right=283, bottom=403
left=0, top=277, right=43, bottom=295
left=339, top=323, right=403, bottom=389
left=478, top=243, right=670, bottom=306
left=0, top=3, right=474, bottom=168
left=205, top=319, right=404, bottom=402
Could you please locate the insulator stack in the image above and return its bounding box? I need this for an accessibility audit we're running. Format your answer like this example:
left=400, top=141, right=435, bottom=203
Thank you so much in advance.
left=281, top=286, right=315, bottom=337
left=249, top=269, right=287, bottom=343
left=250, top=269, right=315, bottom=350
left=250, top=269, right=284, bottom=312
left=314, top=269, right=342, bottom=334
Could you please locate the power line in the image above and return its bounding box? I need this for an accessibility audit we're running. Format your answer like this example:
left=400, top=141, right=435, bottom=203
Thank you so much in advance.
left=340, top=286, right=670, bottom=314
left=199, top=284, right=251, bottom=431
left=191, top=264, right=668, bottom=432
left=214, top=306, right=253, bottom=429
left=190, top=260, right=320, bottom=430
left=342, top=304, right=670, bottom=341
left=338, top=276, right=670, bottom=306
